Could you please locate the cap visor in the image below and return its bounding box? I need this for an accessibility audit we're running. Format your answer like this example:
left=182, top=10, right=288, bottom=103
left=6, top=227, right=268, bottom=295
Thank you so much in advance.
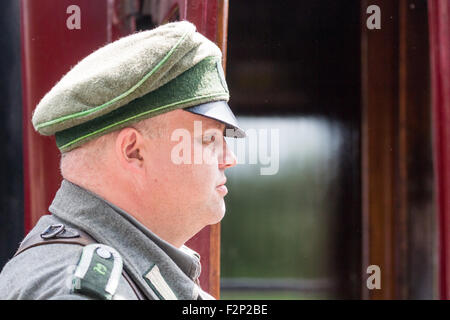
left=185, top=101, right=246, bottom=138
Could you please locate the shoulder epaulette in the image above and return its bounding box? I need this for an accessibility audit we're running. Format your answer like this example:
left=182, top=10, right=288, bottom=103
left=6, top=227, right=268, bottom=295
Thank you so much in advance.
left=72, top=244, right=123, bottom=300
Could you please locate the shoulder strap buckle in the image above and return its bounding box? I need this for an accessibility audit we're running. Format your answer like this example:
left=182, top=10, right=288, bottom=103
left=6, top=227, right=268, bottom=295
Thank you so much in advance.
left=40, top=224, right=65, bottom=239
left=40, top=223, right=80, bottom=239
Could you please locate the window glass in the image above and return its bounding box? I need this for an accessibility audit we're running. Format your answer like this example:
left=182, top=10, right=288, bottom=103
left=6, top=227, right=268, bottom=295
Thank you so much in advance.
left=221, top=116, right=345, bottom=299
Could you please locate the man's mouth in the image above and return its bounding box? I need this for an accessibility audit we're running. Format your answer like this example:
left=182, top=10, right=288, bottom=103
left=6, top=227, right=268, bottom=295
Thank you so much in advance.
left=216, top=184, right=228, bottom=196
left=216, top=179, right=228, bottom=195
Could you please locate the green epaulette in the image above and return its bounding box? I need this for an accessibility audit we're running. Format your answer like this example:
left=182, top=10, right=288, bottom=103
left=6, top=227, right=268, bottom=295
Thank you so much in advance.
left=72, top=244, right=123, bottom=300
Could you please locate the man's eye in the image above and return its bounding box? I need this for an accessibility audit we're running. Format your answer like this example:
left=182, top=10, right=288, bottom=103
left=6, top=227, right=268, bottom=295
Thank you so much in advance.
left=202, top=135, right=216, bottom=144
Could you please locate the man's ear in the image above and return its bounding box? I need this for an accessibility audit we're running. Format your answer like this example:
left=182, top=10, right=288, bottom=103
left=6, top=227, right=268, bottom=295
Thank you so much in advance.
left=115, top=127, right=145, bottom=170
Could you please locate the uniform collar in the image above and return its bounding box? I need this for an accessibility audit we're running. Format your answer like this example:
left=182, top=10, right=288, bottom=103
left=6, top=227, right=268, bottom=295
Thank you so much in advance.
left=49, top=179, right=202, bottom=299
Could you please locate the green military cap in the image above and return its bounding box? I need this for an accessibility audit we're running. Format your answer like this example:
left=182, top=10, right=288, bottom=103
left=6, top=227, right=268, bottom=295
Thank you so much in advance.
left=32, top=21, right=245, bottom=152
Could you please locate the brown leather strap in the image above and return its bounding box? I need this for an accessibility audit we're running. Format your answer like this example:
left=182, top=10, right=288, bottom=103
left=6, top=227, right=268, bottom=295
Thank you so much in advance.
left=14, top=228, right=95, bottom=257
left=121, top=269, right=146, bottom=300
left=14, top=228, right=146, bottom=300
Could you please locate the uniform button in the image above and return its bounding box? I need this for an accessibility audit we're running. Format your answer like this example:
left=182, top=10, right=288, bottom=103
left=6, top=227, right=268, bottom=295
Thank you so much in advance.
left=96, top=247, right=112, bottom=259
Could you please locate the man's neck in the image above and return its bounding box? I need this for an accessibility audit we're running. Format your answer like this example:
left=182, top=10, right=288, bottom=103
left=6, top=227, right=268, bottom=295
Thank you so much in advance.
left=64, top=176, right=193, bottom=248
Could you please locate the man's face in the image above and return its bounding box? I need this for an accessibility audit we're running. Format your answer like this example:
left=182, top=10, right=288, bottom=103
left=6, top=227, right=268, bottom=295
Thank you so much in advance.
left=140, top=109, right=237, bottom=231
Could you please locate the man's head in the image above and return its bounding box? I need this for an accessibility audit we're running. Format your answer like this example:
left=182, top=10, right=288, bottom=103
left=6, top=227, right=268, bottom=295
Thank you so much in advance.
left=61, top=109, right=237, bottom=248
left=34, top=21, right=244, bottom=247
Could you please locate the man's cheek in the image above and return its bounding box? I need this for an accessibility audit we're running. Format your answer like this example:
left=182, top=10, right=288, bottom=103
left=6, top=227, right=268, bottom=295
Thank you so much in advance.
left=201, top=144, right=221, bottom=166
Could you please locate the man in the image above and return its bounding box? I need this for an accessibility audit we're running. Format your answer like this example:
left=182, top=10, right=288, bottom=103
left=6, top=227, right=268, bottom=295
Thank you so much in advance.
left=0, top=21, right=245, bottom=300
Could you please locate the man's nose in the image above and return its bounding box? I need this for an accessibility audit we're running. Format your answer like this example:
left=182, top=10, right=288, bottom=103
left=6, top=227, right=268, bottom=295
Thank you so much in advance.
left=219, top=139, right=237, bottom=169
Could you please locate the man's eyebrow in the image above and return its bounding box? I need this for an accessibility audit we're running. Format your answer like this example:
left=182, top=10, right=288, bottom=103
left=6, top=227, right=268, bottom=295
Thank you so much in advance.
left=203, top=121, right=225, bottom=131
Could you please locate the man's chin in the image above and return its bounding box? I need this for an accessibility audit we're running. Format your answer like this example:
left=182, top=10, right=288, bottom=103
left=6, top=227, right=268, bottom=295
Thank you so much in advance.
left=208, top=202, right=226, bottom=225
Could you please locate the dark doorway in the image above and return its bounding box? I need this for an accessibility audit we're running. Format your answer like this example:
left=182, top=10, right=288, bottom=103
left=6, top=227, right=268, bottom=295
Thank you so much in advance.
left=221, top=0, right=362, bottom=299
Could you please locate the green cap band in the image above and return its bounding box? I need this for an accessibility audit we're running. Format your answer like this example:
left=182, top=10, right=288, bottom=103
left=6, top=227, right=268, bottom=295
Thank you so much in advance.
left=56, top=56, right=228, bottom=152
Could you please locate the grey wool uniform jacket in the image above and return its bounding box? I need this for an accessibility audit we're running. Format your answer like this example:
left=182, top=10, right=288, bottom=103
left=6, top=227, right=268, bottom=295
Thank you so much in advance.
left=0, top=179, right=214, bottom=300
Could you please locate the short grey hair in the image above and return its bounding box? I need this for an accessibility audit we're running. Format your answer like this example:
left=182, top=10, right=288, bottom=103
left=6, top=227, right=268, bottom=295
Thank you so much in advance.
left=60, top=114, right=168, bottom=177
